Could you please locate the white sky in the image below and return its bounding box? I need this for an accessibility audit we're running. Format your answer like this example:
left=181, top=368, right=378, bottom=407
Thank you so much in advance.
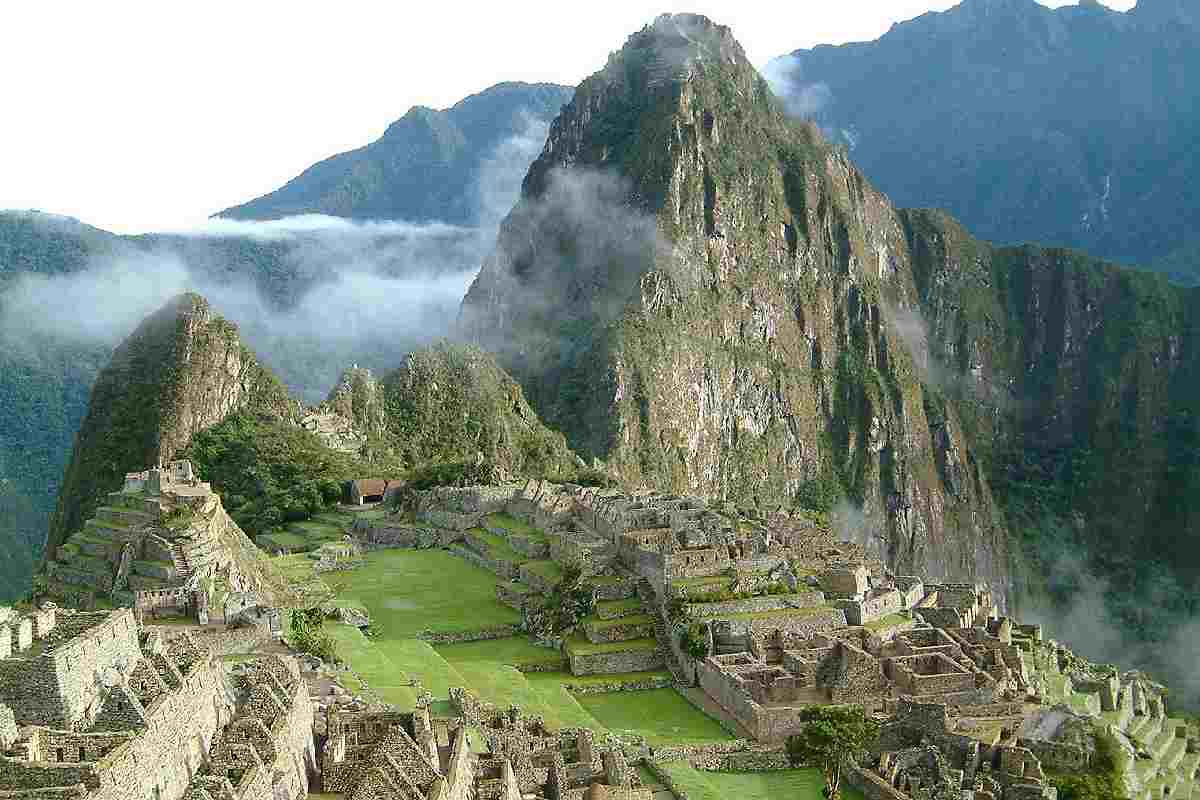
left=0, top=1, right=1136, bottom=235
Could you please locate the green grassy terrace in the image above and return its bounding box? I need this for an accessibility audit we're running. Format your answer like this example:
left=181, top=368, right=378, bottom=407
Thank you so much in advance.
left=657, top=763, right=866, bottom=800
left=564, top=634, right=658, bottom=655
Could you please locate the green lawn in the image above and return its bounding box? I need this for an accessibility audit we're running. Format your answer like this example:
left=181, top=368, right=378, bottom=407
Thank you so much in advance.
left=452, top=661, right=601, bottom=731
left=437, top=637, right=564, bottom=668
left=486, top=512, right=545, bottom=539
left=578, top=689, right=732, bottom=746
left=565, top=633, right=658, bottom=655
left=656, top=763, right=866, bottom=800
left=322, top=549, right=519, bottom=638
left=312, top=552, right=737, bottom=746
left=323, top=624, right=420, bottom=708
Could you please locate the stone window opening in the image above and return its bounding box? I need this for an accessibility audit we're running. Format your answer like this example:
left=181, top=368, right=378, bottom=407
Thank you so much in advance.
left=79, top=746, right=86, bottom=761
left=56, top=747, right=64, bottom=762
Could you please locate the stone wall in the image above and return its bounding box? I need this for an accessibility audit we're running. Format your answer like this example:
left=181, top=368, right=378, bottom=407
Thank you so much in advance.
left=87, top=654, right=231, bottom=800
left=683, top=592, right=826, bottom=620
left=885, top=654, right=977, bottom=696
left=840, top=590, right=903, bottom=626
left=567, top=648, right=664, bottom=676
left=419, top=625, right=523, bottom=645
left=0, top=705, right=16, bottom=751
left=662, top=548, right=730, bottom=581
left=714, top=606, right=847, bottom=638
left=0, top=611, right=143, bottom=730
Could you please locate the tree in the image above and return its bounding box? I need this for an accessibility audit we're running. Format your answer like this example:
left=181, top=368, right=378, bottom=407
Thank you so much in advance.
left=786, top=705, right=879, bottom=800
left=289, top=608, right=338, bottom=663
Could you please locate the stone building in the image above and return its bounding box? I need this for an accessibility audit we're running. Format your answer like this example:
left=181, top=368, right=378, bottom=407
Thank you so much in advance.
left=321, top=689, right=650, bottom=800
left=42, top=460, right=280, bottom=617
left=346, top=478, right=403, bottom=506
left=0, top=606, right=313, bottom=800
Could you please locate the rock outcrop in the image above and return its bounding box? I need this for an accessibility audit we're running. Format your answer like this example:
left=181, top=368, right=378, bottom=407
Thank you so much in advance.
left=461, top=14, right=1008, bottom=596
left=378, top=343, right=582, bottom=481
left=45, top=293, right=296, bottom=557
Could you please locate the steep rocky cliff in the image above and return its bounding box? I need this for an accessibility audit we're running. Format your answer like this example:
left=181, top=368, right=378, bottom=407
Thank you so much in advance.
left=46, top=293, right=296, bottom=557
left=461, top=14, right=1009, bottom=595
left=902, top=209, right=1200, bottom=609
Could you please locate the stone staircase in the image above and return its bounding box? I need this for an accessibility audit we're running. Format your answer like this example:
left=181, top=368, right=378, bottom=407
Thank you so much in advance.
left=638, top=578, right=689, bottom=684
left=169, top=542, right=193, bottom=584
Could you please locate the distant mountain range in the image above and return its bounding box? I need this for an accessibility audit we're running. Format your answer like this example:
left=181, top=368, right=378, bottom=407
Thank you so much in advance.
left=217, top=82, right=571, bottom=224
left=769, top=0, right=1200, bottom=280
left=0, top=81, right=571, bottom=601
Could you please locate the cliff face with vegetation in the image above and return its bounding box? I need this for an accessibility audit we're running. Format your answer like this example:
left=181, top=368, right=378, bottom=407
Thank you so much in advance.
left=461, top=14, right=1009, bottom=593
left=902, top=208, right=1200, bottom=638
left=46, top=293, right=296, bottom=557
left=464, top=14, right=1200, bottom=695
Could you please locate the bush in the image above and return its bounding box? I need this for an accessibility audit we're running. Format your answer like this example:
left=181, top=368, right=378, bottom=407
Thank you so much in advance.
left=183, top=412, right=399, bottom=537
left=679, top=624, right=711, bottom=661
left=290, top=608, right=338, bottom=663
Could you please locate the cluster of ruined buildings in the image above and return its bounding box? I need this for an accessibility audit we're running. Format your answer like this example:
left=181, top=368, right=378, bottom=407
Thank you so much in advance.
left=354, top=480, right=1199, bottom=800
left=0, top=605, right=313, bottom=800
left=320, top=689, right=650, bottom=800
left=16, top=472, right=1194, bottom=800
left=41, top=461, right=278, bottom=628
left=0, top=602, right=647, bottom=800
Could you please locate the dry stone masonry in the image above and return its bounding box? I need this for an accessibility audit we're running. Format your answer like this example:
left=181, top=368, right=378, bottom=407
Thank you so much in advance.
left=347, top=478, right=1198, bottom=800
left=41, top=461, right=279, bottom=617
left=320, top=690, right=652, bottom=800
left=0, top=606, right=314, bottom=800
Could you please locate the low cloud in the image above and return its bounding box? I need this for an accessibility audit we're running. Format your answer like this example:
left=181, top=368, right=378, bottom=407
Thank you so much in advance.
left=0, top=113, right=555, bottom=404
left=763, top=54, right=832, bottom=118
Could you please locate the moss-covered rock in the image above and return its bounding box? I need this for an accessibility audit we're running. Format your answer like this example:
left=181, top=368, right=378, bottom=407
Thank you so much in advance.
left=379, top=342, right=582, bottom=481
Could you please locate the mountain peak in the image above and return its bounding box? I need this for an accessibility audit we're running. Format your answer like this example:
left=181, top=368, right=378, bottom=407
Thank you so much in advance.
left=599, top=13, right=751, bottom=91
left=44, top=293, right=294, bottom=557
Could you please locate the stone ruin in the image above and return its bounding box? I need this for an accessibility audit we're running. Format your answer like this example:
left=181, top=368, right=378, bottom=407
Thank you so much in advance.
left=319, top=688, right=652, bottom=800
left=336, top=478, right=1198, bottom=800
left=0, top=605, right=314, bottom=800
left=41, top=460, right=278, bottom=619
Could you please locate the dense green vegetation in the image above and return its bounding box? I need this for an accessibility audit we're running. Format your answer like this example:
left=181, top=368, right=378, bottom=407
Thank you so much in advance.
left=182, top=412, right=388, bottom=537
left=289, top=607, right=338, bottom=662
left=1046, top=727, right=1126, bottom=800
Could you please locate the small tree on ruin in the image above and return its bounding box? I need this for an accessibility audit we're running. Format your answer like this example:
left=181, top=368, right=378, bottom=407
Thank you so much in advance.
left=786, top=705, right=879, bottom=800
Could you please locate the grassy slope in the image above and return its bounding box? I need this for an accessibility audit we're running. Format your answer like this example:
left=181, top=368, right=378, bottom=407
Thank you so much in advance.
left=658, top=763, right=866, bottom=800
left=320, top=549, right=520, bottom=637
left=320, top=548, right=730, bottom=744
